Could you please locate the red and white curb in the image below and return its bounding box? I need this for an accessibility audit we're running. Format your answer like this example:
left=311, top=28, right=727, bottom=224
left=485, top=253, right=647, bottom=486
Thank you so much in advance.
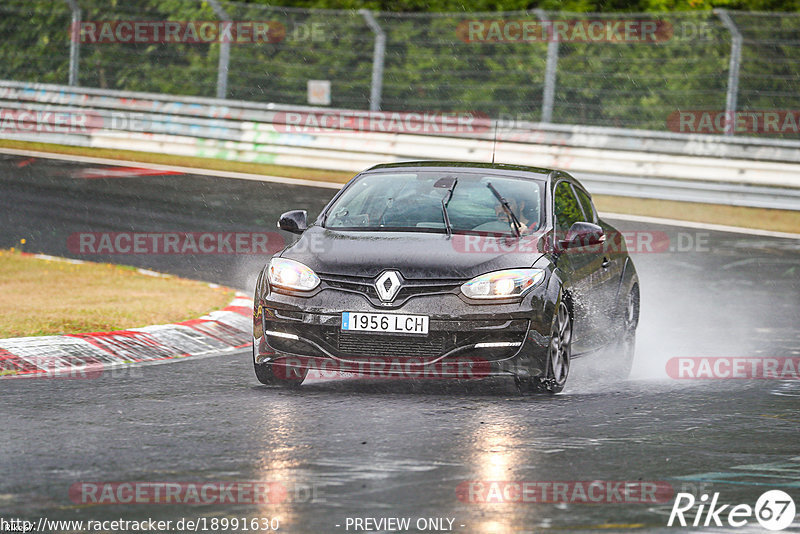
left=0, top=255, right=253, bottom=379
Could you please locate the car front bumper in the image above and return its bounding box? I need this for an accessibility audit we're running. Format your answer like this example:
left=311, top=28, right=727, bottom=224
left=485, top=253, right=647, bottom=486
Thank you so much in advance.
left=254, top=284, right=553, bottom=380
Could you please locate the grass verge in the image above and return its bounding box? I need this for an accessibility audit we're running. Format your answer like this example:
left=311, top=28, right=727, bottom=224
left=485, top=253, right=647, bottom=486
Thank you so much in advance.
left=593, top=195, right=800, bottom=234
left=1, top=139, right=797, bottom=234
left=0, top=250, right=235, bottom=338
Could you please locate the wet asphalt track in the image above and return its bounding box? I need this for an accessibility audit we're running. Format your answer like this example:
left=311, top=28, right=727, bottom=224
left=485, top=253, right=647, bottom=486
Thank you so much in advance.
left=1, top=153, right=799, bottom=533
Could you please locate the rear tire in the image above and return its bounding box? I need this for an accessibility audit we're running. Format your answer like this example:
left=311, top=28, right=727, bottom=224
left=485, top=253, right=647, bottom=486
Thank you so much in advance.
left=611, top=331, right=636, bottom=379
left=611, top=285, right=639, bottom=378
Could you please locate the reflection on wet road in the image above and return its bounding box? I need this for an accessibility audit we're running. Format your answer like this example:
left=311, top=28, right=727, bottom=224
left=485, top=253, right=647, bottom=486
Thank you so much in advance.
left=1, top=155, right=799, bottom=532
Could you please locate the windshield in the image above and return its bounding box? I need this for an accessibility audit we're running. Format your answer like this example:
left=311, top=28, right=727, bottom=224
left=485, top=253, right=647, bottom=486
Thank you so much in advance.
left=324, top=171, right=543, bottom=235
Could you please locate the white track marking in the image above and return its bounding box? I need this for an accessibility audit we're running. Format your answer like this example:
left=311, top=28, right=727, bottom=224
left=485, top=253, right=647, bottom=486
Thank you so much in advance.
left=601, top=212, right=800, bottom=240
left=0, top=147, right=345, bottom=189
left=32, top=253, right=85, bottom=264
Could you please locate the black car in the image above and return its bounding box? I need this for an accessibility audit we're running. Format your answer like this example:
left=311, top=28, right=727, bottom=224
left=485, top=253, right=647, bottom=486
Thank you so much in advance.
left=253, top=161, right=639, bottom=393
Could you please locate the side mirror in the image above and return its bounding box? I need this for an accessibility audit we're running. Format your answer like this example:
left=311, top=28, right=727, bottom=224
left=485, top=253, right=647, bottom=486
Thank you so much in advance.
left=559, top=222, right=605, bottom=249
left=278, top=210, right=308, bottom=234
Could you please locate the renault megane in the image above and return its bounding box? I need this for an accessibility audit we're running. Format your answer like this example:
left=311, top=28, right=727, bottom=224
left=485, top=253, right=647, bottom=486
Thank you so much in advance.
left=252, top=161, right=639, bottom=393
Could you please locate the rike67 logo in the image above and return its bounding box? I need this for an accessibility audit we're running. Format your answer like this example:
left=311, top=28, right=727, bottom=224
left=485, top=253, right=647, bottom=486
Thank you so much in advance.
left=668, top=490, right=796, bottom=530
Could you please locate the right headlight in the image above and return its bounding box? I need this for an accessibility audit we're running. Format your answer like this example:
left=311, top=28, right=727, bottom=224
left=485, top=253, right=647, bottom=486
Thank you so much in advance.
left=267, top=257, right=320, bottom=292
left=460, top=268, right=545, bottom=300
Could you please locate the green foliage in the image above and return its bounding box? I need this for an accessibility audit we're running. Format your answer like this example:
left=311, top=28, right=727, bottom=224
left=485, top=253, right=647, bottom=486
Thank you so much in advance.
left=235, top=0, right=800, bottom=11
left=1, top=0, right=798, bottom=137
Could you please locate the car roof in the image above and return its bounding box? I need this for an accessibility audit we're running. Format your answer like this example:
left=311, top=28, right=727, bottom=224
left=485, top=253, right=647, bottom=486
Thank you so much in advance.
left=363, top=160, right=589, bottom=191
left=366, top=160, right=550, bottom=175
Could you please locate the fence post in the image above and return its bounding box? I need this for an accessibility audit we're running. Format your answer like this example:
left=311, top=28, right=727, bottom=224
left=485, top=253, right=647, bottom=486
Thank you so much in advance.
left=64, top=0, right=81, bottom=86
left=534, top=9, right=559, bottom=124
left=207, top=0, right=231, bottom=99
left=359, top=9, right=385, bottom=111
left=715, top=9, right=742, bottom=137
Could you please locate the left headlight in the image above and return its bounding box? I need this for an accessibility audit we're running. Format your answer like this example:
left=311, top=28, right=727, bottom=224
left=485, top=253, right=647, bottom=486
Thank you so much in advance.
left=460, top=268, right=545, bottom=300
left=268, top=257, right=320, bottom=292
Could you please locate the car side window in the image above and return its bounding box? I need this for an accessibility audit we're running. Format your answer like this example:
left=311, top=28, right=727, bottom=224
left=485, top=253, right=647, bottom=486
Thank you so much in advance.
left=574, top=187, right=597, bottom=224
left=553, top=181, right=583, bottom=234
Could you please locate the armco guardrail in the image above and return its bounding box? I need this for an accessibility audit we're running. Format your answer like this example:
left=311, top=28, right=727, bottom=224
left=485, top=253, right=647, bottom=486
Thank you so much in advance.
left=1, top=80, right=800, bottom=210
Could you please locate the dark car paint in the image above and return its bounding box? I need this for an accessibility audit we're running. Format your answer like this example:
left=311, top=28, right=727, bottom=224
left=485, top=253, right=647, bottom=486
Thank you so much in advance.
left=282, top=227, right=544, bottom=280
left=253, top=162, right=638, bottom=383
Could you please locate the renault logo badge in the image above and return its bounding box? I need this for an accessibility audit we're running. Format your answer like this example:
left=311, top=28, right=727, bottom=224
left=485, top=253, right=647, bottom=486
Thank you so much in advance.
left=375, top=271, right=401, bottom=302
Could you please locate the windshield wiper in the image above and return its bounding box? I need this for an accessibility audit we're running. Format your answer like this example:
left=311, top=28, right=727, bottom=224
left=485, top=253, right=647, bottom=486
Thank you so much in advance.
left=437, top=177, right=458, bottom=237
left=486, top=181, right=522, bottom=237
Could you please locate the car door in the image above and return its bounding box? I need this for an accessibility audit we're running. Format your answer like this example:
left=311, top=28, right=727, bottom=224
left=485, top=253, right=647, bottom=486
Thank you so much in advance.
left=573, top=184, right=624, bottom=340
left=552, top=179, right=605, bottom=354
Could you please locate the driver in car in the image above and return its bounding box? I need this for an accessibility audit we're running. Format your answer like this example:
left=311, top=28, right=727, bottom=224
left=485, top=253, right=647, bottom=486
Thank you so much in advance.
left=494, top=197, right=533, bottom=235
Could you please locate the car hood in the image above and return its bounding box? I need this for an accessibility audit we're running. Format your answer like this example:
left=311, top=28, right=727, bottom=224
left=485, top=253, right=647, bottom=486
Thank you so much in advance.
left=281, top=226, right=544, bottom=279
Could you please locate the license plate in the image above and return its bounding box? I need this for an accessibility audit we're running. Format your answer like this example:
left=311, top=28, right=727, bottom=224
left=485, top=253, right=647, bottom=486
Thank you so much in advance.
left=341, top=312, right=429, bottom=335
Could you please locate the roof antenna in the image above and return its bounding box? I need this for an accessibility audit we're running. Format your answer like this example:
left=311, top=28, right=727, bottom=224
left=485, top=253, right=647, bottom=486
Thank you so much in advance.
left=491, top=119, right=498, bottom=166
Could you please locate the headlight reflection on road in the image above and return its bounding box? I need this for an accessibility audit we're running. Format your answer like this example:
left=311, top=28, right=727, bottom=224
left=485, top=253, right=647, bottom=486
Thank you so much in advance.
left=477, top=519, right=514, bottom=534
left=473, top=414, right=519, bottom=485
left=253, top=398, right=312, bottom=531
left=467, top=410, right=526, bottom=534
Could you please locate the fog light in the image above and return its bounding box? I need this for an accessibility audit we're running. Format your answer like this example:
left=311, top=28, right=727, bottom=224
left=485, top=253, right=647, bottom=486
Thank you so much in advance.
left=474, top=341, right=522, bottom=348
left=265, top=330, right=299, bottom=340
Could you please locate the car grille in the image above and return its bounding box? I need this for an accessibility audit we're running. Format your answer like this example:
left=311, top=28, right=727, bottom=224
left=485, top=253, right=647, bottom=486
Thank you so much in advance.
left=337, top=333, right=446, bottom=359
left=318, top=273, right=462, bottom=306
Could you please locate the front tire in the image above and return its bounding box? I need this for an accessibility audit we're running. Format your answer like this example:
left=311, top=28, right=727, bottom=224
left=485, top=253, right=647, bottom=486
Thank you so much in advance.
left=519, top=300, right=572, bottom=395
left=253, top=346, right=308, bottom=387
